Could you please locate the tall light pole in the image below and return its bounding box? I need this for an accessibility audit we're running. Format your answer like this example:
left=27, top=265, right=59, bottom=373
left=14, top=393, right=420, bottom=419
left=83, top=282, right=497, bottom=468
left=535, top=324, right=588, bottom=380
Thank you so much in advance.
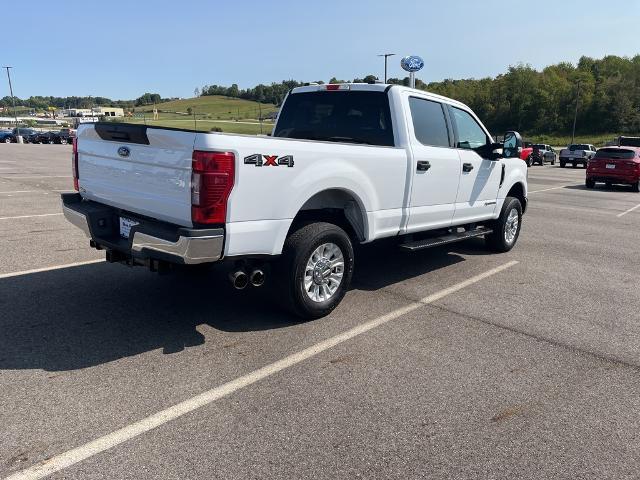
left=377, top=53, right=395, bottom=83
left=571, top=80, right=581, bottom=144
left=3, top=66, right=19, bottom=132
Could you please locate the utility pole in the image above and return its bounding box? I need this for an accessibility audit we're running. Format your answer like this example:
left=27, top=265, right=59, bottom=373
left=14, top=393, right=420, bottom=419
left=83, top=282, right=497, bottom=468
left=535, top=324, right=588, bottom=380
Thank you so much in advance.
left=377, top=53, right=395, bottom=83
left=571, top=80, right=581, bottom=144
left=3, top=66, right=19, bottom=138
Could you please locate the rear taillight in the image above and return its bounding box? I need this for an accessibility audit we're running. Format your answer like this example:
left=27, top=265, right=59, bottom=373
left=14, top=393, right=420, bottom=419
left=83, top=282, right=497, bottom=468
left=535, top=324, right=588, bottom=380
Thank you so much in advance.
left=191, top=150, right=235, bottom=224
left=72, top=137, right=79, bottom=191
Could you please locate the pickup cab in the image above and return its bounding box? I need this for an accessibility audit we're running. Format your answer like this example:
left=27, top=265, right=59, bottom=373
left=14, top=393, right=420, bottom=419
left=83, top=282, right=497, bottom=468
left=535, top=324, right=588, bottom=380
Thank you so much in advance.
left=62, top=83, right=528, bottom=318
left=559, top=144, right=596, bottom=168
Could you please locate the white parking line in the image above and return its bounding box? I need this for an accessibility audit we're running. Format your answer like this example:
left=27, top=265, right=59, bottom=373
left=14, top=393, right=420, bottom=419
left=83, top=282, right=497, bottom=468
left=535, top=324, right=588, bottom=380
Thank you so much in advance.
left=0, top=259, right=104, bottom=279
left=617, top=203, right=640, bottom=218
left=0, top=190, right=72, bottom=195
left=528, top=185, right=573, bottom=194
left=0, top=190, right=39, bottom=194
left=0, top=175, right=69, bottom=179
left=0, top=213, right=62, bottom=220
left=4, top=260, right=518, bottom=480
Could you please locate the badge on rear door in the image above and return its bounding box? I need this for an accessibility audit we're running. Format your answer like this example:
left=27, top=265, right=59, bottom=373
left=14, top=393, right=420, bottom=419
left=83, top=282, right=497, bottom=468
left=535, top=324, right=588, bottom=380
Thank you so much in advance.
left=118, top=146, right=130, bottom=158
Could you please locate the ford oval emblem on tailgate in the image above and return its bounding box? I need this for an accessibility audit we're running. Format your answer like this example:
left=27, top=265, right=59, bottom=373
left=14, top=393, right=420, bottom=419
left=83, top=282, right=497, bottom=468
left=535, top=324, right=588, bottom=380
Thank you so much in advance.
left=117, top=146, right=130, bottom=158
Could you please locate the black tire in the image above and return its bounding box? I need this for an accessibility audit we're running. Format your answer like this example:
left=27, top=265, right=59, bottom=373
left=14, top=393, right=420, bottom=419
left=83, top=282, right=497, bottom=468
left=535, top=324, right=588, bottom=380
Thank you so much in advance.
left=551, top=155, right=556, bottom=165
left=560, top=160, right=566, bottom=168
left=526, top=155, right=533, bottom=167
left=485, top=197, right=523, bottom=253
left=60, top=138, right=67, bottom=145
left=572, top=163, right=577, bottom=168
left=3, top=137, right=10, bottom=144
left=276, top=222, right=354, bottom=319
left=633, top=181, right=640, bottom=193
left=605, top=182, right=612, bottom=189
left=586, top=178, right=595, bottom=189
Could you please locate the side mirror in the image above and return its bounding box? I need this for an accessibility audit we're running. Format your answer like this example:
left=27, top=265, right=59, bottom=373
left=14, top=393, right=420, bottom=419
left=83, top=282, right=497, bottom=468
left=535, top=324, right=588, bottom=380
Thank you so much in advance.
left=502, top=131, right=523, bottom=158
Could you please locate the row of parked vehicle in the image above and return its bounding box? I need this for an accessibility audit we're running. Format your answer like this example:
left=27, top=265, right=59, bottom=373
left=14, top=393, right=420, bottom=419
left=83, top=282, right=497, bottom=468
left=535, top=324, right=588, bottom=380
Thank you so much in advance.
left=0, top=127, right=77, bottom=144
left=517, top=136, right=640, bottom=191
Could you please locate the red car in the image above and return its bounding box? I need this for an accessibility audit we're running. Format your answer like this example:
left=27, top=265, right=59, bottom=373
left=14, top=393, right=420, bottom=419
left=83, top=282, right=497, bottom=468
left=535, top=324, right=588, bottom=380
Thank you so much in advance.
left=586, top=147, right=640, bottom=192
left=520, top=143, right=534, bottom=167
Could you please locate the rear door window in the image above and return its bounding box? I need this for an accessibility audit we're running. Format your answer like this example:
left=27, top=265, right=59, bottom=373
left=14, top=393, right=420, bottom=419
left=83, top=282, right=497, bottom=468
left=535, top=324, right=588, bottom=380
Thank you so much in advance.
left=274, top=91, right=394, bottom=147
left=408, top=97, right=450, bottom=147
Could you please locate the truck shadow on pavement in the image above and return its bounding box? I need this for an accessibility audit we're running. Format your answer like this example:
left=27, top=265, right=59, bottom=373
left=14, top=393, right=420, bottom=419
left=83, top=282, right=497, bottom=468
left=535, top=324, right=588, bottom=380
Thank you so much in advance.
left=0, top=243, right=465, bottom=372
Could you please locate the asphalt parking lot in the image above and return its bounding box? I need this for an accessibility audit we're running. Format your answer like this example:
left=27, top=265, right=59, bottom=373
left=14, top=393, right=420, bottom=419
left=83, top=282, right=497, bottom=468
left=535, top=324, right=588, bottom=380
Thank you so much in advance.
left=1, top=144, right=640, bottom=480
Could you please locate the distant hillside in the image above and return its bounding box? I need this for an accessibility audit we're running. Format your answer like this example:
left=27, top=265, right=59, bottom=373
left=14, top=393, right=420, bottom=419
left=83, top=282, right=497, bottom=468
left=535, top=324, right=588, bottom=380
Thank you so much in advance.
left=133, top=95, right=278, bottom=120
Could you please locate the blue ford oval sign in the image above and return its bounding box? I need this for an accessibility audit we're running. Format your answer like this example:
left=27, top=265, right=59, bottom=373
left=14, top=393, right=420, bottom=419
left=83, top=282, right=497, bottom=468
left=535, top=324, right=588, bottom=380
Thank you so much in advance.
left=117, top=146, right=130, bottom=158
left=401, top=55, right=424, bottom=73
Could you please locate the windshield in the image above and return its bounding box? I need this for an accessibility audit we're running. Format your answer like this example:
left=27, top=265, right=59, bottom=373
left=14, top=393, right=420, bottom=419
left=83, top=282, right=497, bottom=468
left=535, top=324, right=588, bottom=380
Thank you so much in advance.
left=274, top=91, right=394, bottom=147
left=594, top=148, right=636, bottom=160
left=569, top=144, right=590, bottom=151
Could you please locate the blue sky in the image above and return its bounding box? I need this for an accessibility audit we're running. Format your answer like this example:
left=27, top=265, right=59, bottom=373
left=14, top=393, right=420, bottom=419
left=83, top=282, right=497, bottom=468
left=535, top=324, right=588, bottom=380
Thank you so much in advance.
left=10, top=0, right=640, bottom=99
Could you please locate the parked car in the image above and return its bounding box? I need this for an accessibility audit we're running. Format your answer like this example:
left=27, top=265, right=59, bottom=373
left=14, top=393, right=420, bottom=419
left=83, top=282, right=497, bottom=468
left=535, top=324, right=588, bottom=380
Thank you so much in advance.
left=519, top=142, right=534, bottom=166
left=59, top=128, right=77, bottom=139
left=5, top=128, right=38, bottom=143
left=618, top=136, right=640, bottom=147
left=62, top=83, right=528, bottom=319
left=586, top=147, right=640, bottom=192
left=559, top=144, right=596, bottom=168
left=531, top=144, right=556, bottom=165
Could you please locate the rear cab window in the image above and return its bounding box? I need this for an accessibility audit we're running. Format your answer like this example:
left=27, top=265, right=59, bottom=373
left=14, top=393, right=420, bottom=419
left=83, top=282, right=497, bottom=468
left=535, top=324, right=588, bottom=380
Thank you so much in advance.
left=274, top=90, right=394, bottom=147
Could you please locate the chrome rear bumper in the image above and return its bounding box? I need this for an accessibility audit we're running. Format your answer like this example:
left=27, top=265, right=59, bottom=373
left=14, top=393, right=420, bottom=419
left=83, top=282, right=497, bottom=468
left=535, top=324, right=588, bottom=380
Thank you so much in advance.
left=61, top=193, right=224, bottom=265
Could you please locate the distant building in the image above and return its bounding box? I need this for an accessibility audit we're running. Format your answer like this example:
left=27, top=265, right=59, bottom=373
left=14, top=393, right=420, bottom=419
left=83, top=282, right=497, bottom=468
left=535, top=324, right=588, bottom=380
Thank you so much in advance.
left=56, top=107, right=124, bottom=118
left=93, top=107, right=124, bottom=117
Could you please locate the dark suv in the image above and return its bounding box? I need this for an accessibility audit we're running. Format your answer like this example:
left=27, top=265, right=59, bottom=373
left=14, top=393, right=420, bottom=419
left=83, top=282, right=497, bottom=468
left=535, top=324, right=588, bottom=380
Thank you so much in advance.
left=531, top=144, right=556, bottom=165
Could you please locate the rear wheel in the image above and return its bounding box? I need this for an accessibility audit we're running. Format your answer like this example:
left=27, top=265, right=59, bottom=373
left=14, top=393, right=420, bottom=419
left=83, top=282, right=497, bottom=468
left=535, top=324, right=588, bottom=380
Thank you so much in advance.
left=486, top=197, right=523, bottom=253
left=586, top=178, right=595, bottom=189
left=560, top=160, right=566, bottom=168
left=60, top=138, right=67, bottom=145
left=527, top=155, right=533, bottom=167
left=633, top=181, right=640, bottom=193
left=276, top=222, right=354, bottom=319
left=551, top=155, right=556, bottom=165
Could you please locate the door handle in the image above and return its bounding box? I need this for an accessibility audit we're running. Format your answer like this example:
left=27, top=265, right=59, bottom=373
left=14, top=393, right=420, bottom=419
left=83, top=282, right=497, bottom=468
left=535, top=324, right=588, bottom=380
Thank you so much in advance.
left=417, top=160, right=431, bottom=172
left=462, top=163, right=474, bottom=173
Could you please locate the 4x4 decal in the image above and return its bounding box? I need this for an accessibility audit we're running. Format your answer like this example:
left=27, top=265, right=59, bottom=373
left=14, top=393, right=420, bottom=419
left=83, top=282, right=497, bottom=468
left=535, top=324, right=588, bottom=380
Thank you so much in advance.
left=244, top=154, right=294, bottom=167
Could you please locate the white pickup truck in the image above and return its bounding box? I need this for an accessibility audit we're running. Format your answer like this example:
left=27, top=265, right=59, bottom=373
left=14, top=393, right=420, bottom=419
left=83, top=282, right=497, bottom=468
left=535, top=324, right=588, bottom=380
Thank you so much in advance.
left=62, top=83, right=528, bottom=318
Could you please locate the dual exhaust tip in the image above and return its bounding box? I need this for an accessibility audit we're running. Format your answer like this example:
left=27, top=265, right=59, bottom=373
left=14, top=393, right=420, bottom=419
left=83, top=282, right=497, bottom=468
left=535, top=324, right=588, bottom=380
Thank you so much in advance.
left=229, top=269, right=265, bottom=290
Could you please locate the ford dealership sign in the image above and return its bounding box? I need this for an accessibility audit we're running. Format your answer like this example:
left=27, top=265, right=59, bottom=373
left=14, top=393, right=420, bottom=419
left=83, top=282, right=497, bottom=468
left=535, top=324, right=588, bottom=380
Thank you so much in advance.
left=400, top=55, right=424, bottom=73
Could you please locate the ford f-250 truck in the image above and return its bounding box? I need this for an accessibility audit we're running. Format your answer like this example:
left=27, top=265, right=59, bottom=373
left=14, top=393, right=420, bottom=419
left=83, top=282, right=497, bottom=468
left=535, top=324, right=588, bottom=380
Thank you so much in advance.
left=62, top=83, right=527, bottom=318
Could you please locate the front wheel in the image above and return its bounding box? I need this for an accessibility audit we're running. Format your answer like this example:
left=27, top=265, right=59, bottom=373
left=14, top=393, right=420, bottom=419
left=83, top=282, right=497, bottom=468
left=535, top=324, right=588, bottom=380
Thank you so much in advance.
left=527, top=155, right=533, bottom=167
left=551, top=156, right=556, bottom=165
left=486, top=197, right=523, bottom=253
left=276, top=222, right=354, bottom=319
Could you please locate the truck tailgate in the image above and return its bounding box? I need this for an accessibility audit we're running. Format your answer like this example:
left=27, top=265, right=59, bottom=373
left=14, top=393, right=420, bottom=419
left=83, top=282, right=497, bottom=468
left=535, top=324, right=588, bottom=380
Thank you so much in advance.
left=77, top=124, right=196, bottom=227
